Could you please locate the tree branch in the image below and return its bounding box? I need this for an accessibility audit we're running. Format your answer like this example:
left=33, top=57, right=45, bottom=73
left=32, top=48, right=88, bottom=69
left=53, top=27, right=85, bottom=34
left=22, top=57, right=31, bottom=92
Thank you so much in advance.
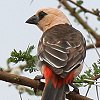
left=86, top=42, right=100, bottom=50
left=0, top=70, right=92, bottom=100
left=0, top=70, right=44, bottom=90
left=92, top=74, right=100, bottom=80
left=66, top=92, right=92, bottom=100
left=67, top=0, right=100, bottom=17
left=58, top=0, right=100, bottom=40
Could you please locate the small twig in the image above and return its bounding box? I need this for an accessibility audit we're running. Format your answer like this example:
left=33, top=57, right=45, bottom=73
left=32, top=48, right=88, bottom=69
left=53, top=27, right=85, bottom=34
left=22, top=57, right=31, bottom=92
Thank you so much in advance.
left=86, top=44, right=100, bottom=50
left=30, top=0, right=34, bottom=5
left=85, top=85, right=91, bottom=96
left=19, top=92, right=23, bottom=100
left=93, top=74, right=100, bottom=80
left=88, top=32, right=100, bottom=58
left=95, top=80, right=99, bottom=100
left=67, top=0, right=100, bottom=17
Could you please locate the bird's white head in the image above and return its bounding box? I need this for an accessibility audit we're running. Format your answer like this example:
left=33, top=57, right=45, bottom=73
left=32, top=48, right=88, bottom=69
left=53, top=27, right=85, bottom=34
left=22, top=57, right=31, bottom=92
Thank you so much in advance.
left=26, top=8, right=71, bottom=32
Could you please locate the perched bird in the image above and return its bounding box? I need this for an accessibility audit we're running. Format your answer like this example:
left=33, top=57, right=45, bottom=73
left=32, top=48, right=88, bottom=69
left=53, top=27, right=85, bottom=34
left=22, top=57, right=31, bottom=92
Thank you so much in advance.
left=26, top=8, right=86, bottom=100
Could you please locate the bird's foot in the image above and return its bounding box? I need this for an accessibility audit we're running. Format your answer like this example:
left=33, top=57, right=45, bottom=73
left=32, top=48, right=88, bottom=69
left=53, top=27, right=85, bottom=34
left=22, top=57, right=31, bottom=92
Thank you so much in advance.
left=70, top=83, right=80, bottom=94
left=34, top=75, right=44, bottom=81
left=72, top=88, right=79, bottom=94
left=34, top=75, right=44, bottom=94
left=65, top=85, right=70, bottom=94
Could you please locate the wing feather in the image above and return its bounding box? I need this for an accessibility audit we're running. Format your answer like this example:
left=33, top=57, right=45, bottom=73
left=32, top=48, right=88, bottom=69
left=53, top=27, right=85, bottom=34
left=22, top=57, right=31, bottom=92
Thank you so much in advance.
left=37, top=24, right=86, bottom=76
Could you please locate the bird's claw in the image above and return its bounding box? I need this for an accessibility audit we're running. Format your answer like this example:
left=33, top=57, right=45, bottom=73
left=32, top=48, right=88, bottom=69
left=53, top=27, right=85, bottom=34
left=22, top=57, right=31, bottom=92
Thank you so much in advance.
left=69, top=83, right=80, bottom=94
left=72, top=88, right=79, bottom=94
left=34, top=75, right=44, bottom=81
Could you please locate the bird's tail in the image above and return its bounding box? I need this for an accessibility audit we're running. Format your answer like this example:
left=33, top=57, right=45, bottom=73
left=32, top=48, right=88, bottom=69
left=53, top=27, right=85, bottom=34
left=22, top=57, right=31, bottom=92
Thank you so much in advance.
left=41, top=66, right=69, bottom=100
left=41, top=80, right=67, bottom=100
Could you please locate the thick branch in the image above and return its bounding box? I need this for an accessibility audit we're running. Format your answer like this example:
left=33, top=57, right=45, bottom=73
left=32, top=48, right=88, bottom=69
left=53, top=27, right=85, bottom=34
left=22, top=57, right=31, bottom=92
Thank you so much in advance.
left=66, top=92, right=92, bottom=100
left=0, top=70, right=92, bottom=100
left=58, top=0, right=100, bottom=40
left=0, top=70, right=44, bottom=90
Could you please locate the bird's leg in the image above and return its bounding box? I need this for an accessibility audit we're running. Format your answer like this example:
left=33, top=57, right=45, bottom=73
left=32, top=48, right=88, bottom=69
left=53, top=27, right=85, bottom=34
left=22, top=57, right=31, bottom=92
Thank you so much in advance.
left=65, top=85, right=70, bottom=94
left=34, top=75, right=44, bottom=81
left=34, top=75, right=44, bottom=94
left=69, top=83, right=79, bottom=94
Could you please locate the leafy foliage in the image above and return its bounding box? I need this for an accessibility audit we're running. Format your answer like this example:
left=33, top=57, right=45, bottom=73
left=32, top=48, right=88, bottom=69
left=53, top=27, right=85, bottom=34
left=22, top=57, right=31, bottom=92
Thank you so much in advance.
left=97, top=17, right=100, bottom=21
left=74, top=59, right=100, bottom=87
left=7, top=45, right=38, bottom=73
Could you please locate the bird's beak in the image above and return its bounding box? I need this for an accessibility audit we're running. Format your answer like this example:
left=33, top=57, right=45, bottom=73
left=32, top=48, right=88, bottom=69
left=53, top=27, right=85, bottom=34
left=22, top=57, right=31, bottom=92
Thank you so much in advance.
left=25, top=15, right=39, bottom=25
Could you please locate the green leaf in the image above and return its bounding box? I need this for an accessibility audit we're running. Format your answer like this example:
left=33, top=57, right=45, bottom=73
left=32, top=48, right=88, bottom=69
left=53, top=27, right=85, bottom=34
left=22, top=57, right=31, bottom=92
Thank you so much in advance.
left=84, top=69, right=93, bottom=78
left=97, top=17, right=100, bottom=21
left=74, top=59, right=100, bottom=87
left=7, top=45, right=38, bottom=73
left=92, top=62, right=100, bottom=75
left=77, top=0, right=83, bottom=5
left=77, top=9, right=83, bottom=14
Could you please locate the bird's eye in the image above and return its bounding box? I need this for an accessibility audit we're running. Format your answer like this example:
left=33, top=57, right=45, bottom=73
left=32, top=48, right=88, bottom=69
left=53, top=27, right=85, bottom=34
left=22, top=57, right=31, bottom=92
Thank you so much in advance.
left=38, top=11, right=47, bottom=20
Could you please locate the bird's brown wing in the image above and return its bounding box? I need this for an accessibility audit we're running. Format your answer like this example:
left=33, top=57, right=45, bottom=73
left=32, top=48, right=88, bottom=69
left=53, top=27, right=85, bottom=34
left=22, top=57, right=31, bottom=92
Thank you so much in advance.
left=37, top=24, right=86, bottom=76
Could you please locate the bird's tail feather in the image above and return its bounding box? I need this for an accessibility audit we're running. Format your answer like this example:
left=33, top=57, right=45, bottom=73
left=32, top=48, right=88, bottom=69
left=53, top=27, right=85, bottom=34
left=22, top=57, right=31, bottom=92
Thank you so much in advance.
left=41, top=66, right=70, bottom=100
left=41, top=80, right=67, bottom=100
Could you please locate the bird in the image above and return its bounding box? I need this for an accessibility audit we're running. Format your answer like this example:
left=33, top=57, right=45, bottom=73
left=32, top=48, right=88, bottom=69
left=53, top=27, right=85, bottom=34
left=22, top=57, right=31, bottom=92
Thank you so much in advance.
left=26, top=7, right=86, bottom=100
